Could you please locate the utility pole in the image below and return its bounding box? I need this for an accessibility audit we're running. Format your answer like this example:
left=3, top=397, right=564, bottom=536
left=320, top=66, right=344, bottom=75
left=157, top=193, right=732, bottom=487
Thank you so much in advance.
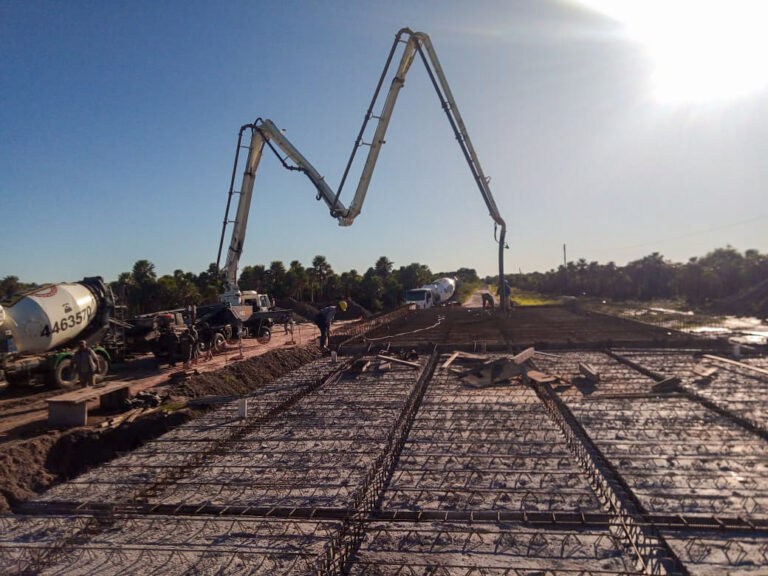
left=563, top=244, right=568, bottom=294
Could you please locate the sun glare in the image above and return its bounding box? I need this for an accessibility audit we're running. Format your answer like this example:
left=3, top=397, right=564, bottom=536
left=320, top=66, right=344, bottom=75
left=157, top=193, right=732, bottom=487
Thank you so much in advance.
left=578, top=0, right=768, bottom=103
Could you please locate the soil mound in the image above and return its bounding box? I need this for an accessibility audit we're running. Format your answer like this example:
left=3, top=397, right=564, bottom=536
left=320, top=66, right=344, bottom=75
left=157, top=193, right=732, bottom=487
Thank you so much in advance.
left=275, top=298, right=319, bottom=323
left=170, top=344, right=323, bottom=398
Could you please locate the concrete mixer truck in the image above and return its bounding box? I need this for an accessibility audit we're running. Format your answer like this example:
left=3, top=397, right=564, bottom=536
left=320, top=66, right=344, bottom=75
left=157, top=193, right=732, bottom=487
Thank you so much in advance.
left=405, top=278, right=456, bottom=309
left=0, top=277, right=115, bottom=389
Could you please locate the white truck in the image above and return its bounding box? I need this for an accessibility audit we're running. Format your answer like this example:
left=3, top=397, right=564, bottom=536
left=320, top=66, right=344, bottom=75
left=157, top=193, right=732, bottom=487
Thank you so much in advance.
left=405, top=278, right=457, bottom=309
left=0, top=277, right=114, bottom=389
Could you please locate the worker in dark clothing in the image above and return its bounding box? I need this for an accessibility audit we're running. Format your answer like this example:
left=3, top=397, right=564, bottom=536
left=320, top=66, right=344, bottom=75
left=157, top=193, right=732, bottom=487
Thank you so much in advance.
left=314, top=301, right=347, bottom=350
left=160, top=328, right=179, bottom=367
left=188, top=325, right=199, bottom=365
left=180, top=328, right=192, bottom=368
left=73, top=340, right=100, bottom=387
left=481, top=292, right=494, bottom=309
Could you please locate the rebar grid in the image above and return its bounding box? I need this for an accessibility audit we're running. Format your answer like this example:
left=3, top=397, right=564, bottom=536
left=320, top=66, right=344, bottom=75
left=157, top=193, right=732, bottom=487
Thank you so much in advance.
left=533, top=351, right=659, bottom=397
left=41, top=366, right=422, bottom=511
left=531, top=379, right=688, bottom=575
left=336, top=305, right=414, bottom=347
left=662, top=530, right=768, bottom=573
left=379, top=359, right=601, bottom=514
left=616, top=351, right=768, bottom=438
left=13, top=359, right=350, bottom=574
left=0, top=514, right=338, bottom=575
left=347, top=521, right=643, bottom=575
left=567, top=395, right=768, bottom=518
left=312, top=350, right=439, bottom=576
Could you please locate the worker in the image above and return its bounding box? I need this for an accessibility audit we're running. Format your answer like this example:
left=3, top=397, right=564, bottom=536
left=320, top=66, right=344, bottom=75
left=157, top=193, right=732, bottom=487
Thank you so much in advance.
left=283, top=312, right=296, bottom=344
left=73, top=340, right=99, bottom=387
left=180, top=328, right=193, bottom=369
left=314, top=301, right=347, bottom=350
left=199, top=322, right=215, bottom=361
left=481, top=292, right=494, bottom=309
left=160, top=327, right=179, bottom=368
left=188, top=324, right=199, bottom=365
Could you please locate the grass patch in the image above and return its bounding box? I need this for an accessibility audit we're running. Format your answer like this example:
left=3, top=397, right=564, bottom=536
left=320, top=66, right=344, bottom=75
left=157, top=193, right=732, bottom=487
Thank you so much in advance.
left=510, top=290, right=561, bottom=306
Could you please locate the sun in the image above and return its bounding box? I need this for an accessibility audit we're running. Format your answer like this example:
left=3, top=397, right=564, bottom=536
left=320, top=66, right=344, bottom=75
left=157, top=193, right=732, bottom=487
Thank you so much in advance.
left=578, top=0, right=768, bottom=103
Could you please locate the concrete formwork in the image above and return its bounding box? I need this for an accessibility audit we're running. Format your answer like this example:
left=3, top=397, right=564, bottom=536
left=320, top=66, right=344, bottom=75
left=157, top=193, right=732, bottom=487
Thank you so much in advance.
left=2, top=319, right=767, bottom=575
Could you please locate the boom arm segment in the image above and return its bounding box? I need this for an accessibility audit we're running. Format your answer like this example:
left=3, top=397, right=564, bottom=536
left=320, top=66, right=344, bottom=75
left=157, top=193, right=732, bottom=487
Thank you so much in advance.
left=337, top=28, right=508, bottom=306
left=217, top=120, right=350, bottom=297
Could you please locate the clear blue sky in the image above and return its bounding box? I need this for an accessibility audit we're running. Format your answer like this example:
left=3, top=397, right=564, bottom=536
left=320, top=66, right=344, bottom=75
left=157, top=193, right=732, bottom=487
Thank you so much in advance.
left=2, top=0, right=766, bottom=284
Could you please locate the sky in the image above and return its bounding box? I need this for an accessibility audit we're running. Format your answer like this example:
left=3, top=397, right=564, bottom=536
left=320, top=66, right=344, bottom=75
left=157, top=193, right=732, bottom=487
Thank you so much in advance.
left=1, top=0, right=766, bottom=284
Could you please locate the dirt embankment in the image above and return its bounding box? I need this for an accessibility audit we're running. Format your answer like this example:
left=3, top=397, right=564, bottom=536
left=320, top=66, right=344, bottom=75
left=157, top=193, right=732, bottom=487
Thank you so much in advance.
left=0, top=344, right=323, bottom=513
left=275, top=298, right=319, bottom=323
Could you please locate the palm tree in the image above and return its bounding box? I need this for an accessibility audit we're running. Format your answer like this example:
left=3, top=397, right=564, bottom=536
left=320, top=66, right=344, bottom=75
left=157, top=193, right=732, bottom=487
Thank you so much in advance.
left=311, top=255, right=333, bottom=301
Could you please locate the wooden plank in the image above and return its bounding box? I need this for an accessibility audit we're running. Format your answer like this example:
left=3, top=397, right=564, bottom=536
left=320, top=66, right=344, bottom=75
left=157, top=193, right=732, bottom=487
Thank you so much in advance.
left=527, top=370, right=558, bottom=384
left=651, top=376, right=681, bottom=393
left=579, top=362, right=600, bottom=382
left=702, top=354, right=768, bottom=377
left=692, top=364, right=718, bottom=378
left=441, top=352, right=461, bottom=370
left=512, top=347, right=535, bottom=365
left=48, top=382, right=130, bottom=404
left=376, top=354, right=420, bottom=369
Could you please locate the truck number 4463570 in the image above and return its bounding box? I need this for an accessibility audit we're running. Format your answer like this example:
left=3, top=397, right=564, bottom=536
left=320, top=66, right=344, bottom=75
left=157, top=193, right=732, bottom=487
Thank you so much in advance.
left=39, top=307, right=93, bottom=337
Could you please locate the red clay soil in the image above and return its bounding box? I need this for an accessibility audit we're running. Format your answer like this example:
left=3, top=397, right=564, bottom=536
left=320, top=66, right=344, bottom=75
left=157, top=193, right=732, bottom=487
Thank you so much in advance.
left=0, top=343, right=324, bottom=513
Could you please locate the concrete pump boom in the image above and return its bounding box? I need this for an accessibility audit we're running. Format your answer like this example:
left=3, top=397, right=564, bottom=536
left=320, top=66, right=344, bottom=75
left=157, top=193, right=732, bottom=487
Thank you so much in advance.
left=217, top=28, right=508, bottom=309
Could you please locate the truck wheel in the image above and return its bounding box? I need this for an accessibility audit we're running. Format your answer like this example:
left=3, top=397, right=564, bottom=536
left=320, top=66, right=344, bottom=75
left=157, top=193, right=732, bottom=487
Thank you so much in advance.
left=212, top=332, right=227, bottom=352
left=54, top=358, right=79, bottom=389
left=257, top=327, right=271, bottom=345
left=95, top=354, right=110, bottom=382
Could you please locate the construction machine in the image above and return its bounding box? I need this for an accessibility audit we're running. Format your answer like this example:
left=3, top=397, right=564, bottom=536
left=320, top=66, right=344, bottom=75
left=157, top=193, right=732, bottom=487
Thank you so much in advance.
left=216, top=28, right=509, bottom=311
left=0, top=277, right=116, bottom=389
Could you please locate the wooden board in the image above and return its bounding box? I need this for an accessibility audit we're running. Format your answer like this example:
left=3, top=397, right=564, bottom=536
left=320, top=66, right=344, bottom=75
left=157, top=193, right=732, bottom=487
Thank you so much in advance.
left=512, top=347, right=535, bottom=365
left=702, top=355, right=768, bottom=377
left=526, top=370, right=558, bottom=384
left=48, top=382, right=130, bottom=405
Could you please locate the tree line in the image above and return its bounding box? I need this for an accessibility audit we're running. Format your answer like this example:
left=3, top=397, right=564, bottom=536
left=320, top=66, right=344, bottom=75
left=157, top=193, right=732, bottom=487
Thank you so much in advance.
left=0, top=257, right=479, bottom=317
left=491, top=246, right=768, bottom=314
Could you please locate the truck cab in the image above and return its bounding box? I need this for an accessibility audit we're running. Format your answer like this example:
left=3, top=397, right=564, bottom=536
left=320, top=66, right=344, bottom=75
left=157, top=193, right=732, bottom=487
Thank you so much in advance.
left=406, top=289, right=434, bottom=310
left=241, top=291, right=273, bottom=312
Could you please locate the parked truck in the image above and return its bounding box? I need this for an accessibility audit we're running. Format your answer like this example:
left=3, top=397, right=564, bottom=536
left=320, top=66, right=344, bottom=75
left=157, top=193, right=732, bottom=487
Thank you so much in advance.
left=405, top=278, right=457, bottom=309
left=0, top=277, right=115, bottom=389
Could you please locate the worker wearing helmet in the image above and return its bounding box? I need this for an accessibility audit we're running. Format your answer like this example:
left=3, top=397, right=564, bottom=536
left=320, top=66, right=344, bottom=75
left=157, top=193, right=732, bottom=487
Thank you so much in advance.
left=314, top=301, right=347, bottom=351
